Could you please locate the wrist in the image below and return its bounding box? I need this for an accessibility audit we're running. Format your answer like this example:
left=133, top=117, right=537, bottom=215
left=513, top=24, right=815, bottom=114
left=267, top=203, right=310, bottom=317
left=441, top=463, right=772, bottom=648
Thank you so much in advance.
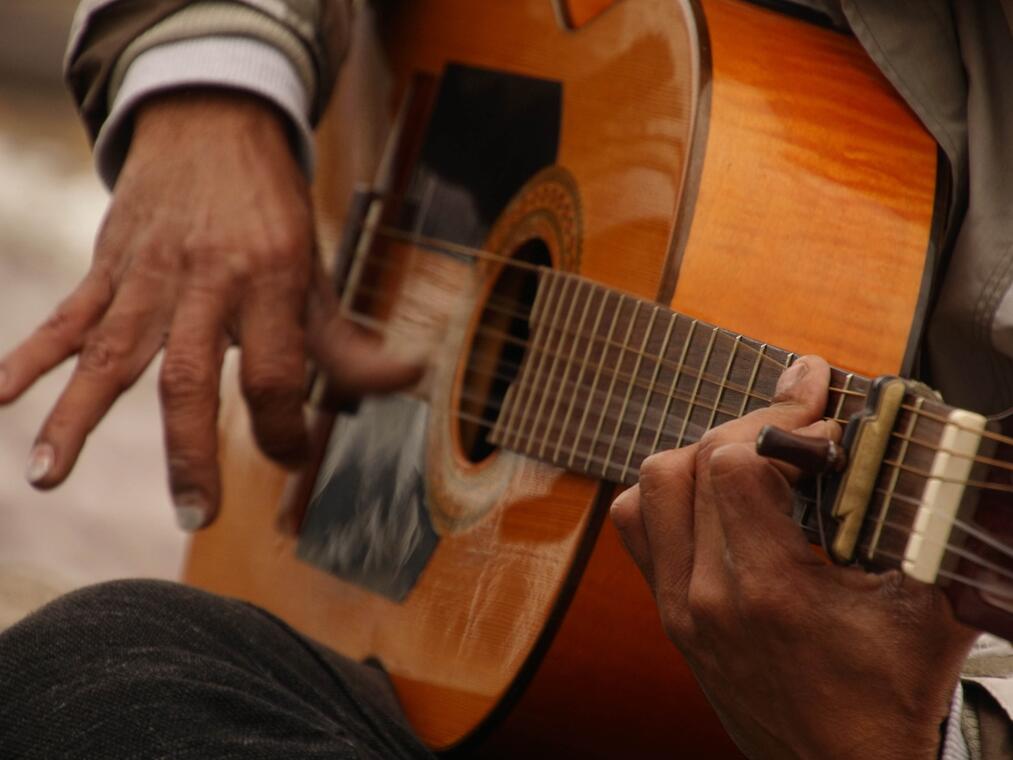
left=133, top=89, right=291, bottom=154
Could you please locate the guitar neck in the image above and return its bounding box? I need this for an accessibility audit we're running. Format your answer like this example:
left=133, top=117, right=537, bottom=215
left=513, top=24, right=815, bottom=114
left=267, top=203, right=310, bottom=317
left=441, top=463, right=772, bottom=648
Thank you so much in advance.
left=490, top=268, right=871, bottom=484
left=489, top=269, right=1013, bottom=638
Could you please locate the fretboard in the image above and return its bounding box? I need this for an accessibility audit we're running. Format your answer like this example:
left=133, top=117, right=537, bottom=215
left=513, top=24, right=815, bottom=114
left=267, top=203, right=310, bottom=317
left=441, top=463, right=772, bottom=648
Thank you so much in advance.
left=489, top=269, right=871, bottom=486
left=487, top=268, right=1013, bottom=636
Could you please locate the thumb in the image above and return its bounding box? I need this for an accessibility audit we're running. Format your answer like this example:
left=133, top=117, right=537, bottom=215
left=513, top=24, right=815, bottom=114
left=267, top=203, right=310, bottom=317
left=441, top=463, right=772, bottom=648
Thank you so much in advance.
left=308, top=313, right=425, bottom=400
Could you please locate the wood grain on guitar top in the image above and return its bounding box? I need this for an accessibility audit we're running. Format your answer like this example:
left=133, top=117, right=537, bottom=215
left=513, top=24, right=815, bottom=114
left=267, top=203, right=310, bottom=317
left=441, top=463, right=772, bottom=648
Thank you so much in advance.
left=186, top=0, right=938, bottom=756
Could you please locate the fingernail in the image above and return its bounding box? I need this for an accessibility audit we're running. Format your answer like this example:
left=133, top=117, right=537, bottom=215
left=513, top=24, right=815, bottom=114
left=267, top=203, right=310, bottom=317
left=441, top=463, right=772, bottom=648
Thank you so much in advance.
left=610, top=485, right=636, bottom=513
left=775, top=358, right=809, bottom=399
left=25, top=443, right=55, bottom=484
left=173, top=493, right=208, bottom=532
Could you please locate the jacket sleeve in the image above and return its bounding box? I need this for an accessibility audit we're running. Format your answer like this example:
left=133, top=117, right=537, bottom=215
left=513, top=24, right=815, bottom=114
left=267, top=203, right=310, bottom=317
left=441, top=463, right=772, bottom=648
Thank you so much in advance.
left=65, top=0, right=351, bottom=144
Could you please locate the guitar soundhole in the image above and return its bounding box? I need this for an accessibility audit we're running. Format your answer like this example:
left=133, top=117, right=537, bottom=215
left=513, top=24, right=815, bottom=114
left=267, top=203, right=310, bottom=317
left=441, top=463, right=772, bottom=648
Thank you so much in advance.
left=458, top=238, right=552, bottom=463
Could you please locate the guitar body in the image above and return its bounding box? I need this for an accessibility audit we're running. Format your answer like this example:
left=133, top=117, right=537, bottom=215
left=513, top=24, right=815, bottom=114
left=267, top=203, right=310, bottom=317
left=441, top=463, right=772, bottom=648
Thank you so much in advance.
left=185, top=1, right=938, bottom=756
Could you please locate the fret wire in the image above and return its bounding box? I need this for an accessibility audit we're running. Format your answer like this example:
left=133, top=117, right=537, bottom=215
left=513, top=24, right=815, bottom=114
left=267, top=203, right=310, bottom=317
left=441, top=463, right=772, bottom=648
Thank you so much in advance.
left=866, top=397, right=922, bottom=561
left=353, top=266, right=846, bottom=410
left=621, top=309, right=678, bottom=482
left=562, top=286, right=611, bottom=465
left=358, top=225, right=885, bottom=405
left=572, top=291, right=622, bottom=469
left=349, top=305, right=856, bottom=453
left=604, top=305, right=660, bottom=480
left=835, top=373, right=853, bottom=421
left=529, top=276, right=581, bottom=458
left=348, top=277, right=1013, bottom=470
left=357, top=246, right=898, bottom=416
left=707, top=335, right=741, bottom=433
left=472, top=359, right=1012, bottom=488
left=544, top=279, right=597, bottom=460
left=357, top=253, right=792, bottom=404
left=506, top=273, right=562, bottom=450
left=649, top=317, right=694, bottom=457
left=739, top=343, right=766, bottom=418
left=588, top=299, right=641, bottom=472
left=675, top=326, right=719, bottom=448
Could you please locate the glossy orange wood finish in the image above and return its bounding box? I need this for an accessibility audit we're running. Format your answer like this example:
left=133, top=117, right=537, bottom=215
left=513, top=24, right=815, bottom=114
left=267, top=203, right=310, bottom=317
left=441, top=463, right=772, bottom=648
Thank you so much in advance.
left=558, top=0, right=623, bottom=28
left=674, top=0, right=937, bottom=374
left=186, top=0, right=938, bottom=756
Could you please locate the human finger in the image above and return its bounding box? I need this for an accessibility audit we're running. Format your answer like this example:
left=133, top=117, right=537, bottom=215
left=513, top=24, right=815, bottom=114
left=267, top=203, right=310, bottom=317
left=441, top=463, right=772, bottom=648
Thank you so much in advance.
left=706, top=442, right=821, bottom=568
left=308, top=309, right=424, bottom=399
left=26, top=273, right=170, bottom=488
left=159, top=288, right=229, bottom=530
left=609, top=484, right=655, bottom=588
left=239, top=276, right=310, bottom=467
left=0, top=268, right=113, bottom=404
left=699, top=355, right=832, bottom=457
left=635, top=446, right=699, bottom=628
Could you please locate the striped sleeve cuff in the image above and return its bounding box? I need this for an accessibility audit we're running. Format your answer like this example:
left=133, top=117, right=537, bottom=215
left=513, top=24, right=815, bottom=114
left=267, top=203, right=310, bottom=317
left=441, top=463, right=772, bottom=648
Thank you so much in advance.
left=95, top=35, right=314, bottom=188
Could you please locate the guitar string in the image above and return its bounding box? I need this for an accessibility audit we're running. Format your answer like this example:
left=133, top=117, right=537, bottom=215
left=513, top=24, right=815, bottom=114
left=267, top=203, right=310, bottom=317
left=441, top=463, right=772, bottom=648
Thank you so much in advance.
left=343, top=301, right=1013, bottom=483
left=871, top=519, right=1013, bottom=585
left=350, top=264, right=869, bottom=430
left=352, top=257, right=791, bottom=404
left=356, top=233, right=840, bottom=389
left=453, top=367, right=1013, bottom=500
left=796, top=487, right=1013, bottom=586
left=358, top=225, right=1013, bottom=450
left=346, top=307, right=853, bottom=446
left=874, top=488, right=1013, bottom=561
left=454, top=405, right=1013, bottom=592
left=351, top=278, right=785, bottom=409
left=870, top=548, right=1013, bottom=601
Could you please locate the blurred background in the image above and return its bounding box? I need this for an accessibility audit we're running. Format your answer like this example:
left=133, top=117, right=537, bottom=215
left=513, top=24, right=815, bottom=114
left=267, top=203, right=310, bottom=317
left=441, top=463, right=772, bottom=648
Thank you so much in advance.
left=0, top=1, right=184, bottom=627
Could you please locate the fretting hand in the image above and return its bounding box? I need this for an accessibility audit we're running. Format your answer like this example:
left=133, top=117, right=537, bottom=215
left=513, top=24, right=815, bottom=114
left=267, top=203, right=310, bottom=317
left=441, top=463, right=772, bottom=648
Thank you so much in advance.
left=611, top=356, right=977, bottom=759
left=0, top=91, right=421, bottom=530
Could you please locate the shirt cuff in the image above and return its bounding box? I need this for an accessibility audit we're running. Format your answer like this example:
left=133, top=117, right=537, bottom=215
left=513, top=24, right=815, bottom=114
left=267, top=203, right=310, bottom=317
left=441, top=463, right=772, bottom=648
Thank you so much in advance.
left=94, top=36, right=314, bottom=189
left=940, top=682, right=970, bottom=760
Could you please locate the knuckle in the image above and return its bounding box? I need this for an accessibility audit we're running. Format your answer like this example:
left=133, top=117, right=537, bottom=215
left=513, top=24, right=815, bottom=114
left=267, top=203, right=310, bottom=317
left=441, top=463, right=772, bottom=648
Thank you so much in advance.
left=78, top=335, right=129, bottom=383
left=241, top=358, right=303, bottom=409
left=160, top=355, right=215, bottom=406
left=638, top=451, right=677, bottom=493
left=686, top=578, right=730, bottom=627
left=41, top=307, right=75, bottom=338
left=657, top=591, right=692, bottom=644
left=696, top=428, right=724, bottom=464
left=264, top=222, right=311, bottom=265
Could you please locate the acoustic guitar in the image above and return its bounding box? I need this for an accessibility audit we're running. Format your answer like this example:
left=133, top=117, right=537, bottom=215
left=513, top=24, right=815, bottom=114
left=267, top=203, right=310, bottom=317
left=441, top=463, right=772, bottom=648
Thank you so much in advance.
left=185, top=0, right=1013, bottom=756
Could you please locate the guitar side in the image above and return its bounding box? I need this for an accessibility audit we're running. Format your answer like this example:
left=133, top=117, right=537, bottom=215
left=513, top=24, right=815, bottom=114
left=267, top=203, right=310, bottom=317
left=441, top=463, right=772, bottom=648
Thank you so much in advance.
left=185, top=1, right=939, bottom=756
